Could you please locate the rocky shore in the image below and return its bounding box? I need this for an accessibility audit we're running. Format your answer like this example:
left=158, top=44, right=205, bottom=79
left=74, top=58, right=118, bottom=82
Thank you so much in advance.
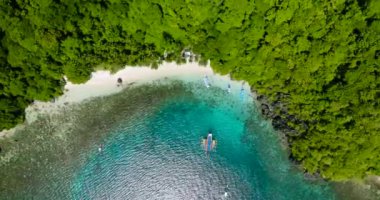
left=253, top=89, right=380, bottom=199
left=252, top=90, right=319, bottom=178
left=254, top=92, right=301, bottom=146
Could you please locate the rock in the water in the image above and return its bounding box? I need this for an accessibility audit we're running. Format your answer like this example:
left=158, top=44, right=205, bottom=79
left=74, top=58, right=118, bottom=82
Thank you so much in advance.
left=261, top=103, right=270, bottom=116
left=272, top=115, right=286, bottom=129
left=256, top=94, right=265, bottom=101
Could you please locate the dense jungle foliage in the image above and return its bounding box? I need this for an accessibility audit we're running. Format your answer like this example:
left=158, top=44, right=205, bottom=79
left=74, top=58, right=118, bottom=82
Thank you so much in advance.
left=0, top=0, right=379, bottom=181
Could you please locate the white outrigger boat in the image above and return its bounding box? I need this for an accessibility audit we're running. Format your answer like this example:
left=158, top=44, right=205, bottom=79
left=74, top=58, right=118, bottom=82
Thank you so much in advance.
left=202, top=132, right=216, bottom=152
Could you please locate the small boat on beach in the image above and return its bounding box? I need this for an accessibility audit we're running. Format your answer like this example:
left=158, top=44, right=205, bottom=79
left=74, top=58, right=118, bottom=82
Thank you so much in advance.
left=204, top=75, right=210, bottom=88
left=202, top=132, right=216, bottom=152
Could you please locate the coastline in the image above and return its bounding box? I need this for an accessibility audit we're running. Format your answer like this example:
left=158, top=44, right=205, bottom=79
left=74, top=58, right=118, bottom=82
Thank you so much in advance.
left=0, top=62, right=252, bottom=198
left=1, top=61, right=377, bottom=199
left=0, top=62, right=249, bottom=139
left=253, top=88, right=380, bottom=199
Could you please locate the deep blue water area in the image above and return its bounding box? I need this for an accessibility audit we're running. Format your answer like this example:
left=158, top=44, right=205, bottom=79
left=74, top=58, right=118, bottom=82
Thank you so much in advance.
left=70, top=82, right=336, bottom=200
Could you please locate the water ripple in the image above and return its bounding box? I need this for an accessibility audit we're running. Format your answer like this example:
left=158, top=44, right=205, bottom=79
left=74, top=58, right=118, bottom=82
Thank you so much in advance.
left=70, top=85, right=335, bottom=200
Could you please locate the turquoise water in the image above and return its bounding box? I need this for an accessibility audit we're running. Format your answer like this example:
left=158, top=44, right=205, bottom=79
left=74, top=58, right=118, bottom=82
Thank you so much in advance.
left=70, top=82, right=336, bottom=200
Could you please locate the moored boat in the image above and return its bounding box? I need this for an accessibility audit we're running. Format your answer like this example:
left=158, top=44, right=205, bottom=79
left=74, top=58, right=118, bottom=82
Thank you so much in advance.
left=202, top=132, right=216, bottom=152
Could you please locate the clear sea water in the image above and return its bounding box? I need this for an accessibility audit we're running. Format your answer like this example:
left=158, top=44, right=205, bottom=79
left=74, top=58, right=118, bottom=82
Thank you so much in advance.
left=65, top=80, right=336, bottom=200
left=1, top=77, right=350, bottom=199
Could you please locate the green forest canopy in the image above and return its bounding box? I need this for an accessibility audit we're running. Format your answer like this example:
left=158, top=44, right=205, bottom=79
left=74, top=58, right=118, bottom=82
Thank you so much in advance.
left=0, top=0, right=379, bottom=181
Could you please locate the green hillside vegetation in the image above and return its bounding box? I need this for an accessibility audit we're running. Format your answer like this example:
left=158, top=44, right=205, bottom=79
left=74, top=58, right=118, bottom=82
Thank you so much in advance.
left=0, top=0, right=379, bottom=181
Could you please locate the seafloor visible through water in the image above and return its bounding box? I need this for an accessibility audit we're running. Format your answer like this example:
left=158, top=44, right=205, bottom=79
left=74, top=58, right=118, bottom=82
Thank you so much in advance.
left=0, top=78, right=348, bottom=199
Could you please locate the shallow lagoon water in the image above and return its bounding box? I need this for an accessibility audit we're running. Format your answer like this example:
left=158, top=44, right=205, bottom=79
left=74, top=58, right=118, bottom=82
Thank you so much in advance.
left=68, top=81, right=335, bottom=200
left=0, top=78, right=343, bottom=199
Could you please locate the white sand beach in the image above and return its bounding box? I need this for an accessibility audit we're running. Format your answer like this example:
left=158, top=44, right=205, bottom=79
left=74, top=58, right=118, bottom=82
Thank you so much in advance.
left=0, top=62, right=250, bottom=139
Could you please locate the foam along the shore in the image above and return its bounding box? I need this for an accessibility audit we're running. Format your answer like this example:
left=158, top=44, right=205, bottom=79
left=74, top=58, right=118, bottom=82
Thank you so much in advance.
left=0, top=61, right=251, bottom=138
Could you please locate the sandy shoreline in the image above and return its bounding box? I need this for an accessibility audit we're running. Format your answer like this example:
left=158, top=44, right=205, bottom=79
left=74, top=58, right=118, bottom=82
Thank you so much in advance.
left=1, top=62, right=379, bottom=199
left=0, top=62, right=249, bottom=139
